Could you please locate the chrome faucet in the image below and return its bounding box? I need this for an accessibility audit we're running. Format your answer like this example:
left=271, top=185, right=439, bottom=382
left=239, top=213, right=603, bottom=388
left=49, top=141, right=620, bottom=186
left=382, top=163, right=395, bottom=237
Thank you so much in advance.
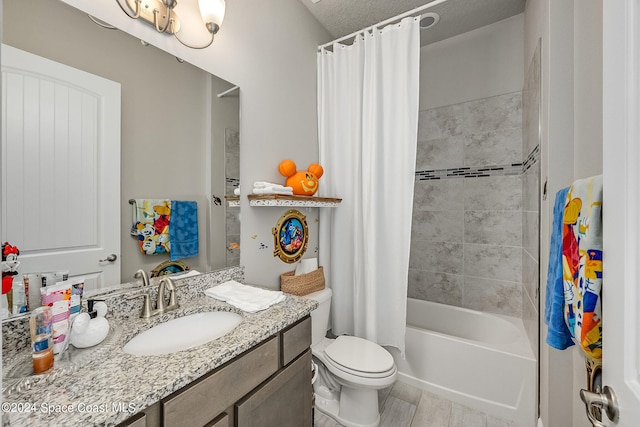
left=133, top=269, right=150, bottom=287
left=129, top=269, right=153, bottom=318
left=155, top=277, right=179, bottom=314
left=128, top=271, right=179, bottom=318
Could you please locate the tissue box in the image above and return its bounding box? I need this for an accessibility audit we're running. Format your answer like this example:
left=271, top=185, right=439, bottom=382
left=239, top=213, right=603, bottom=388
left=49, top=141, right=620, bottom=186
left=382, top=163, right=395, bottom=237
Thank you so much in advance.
left=280, top=267, right=325, bottom=296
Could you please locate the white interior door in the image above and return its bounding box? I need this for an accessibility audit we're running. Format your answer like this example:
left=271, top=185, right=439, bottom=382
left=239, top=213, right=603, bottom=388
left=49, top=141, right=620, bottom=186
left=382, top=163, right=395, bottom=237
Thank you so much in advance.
left=599, top=0, right=640, bottom=425
left=1, top=44, right=121, bottom=292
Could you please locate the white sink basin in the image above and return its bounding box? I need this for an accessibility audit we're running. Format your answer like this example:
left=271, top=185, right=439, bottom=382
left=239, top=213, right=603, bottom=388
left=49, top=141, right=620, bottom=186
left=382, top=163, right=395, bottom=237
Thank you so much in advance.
left=123, top=311, right=243, bottom=356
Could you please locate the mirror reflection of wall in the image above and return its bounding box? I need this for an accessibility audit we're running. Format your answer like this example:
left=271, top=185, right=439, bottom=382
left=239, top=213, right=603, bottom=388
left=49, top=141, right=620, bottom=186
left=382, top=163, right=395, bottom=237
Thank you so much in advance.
left=209, top=81, right=240, bottom=269
left=2, top=0, right=239, bottom=285
left=225, top=128, right=240, bottom=266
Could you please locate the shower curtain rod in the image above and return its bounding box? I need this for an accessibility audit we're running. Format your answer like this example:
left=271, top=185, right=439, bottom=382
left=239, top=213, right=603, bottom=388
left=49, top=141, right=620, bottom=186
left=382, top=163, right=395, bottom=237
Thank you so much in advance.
left=317, top=0, right=449, bottom=50
left=217, top=85, right=239, bottom=98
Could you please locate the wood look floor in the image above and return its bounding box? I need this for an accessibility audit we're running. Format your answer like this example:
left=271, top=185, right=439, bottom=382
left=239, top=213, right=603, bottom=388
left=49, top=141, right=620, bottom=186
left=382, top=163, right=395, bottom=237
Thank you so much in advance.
left=313, top=381, right=528, bottom=427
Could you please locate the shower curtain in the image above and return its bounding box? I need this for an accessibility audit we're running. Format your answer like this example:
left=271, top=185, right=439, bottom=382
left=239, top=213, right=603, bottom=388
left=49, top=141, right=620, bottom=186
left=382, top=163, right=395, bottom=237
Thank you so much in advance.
left=317, top=17, right=420, bottom=354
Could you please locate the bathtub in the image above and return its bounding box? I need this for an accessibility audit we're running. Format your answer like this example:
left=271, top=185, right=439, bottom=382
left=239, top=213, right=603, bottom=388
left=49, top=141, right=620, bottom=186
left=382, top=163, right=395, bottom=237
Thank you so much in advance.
left=387, top=298, right=537, bottom=426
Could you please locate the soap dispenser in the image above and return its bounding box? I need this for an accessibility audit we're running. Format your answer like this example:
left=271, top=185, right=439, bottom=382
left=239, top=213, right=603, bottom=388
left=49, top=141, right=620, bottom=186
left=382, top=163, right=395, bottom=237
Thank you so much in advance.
left=69, top=299, right=109, bottom=348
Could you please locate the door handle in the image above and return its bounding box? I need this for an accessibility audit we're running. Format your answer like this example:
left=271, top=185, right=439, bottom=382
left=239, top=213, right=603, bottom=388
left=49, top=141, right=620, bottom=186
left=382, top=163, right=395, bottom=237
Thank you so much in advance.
left=99, top=254, right=118, bottom=263
left=580, top=385, right=619, bottom=427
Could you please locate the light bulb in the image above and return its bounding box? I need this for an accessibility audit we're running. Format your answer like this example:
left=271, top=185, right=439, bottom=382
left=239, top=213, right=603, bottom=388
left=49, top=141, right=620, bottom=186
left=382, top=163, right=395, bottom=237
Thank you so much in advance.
left=199, top=0, right=225, bottom=28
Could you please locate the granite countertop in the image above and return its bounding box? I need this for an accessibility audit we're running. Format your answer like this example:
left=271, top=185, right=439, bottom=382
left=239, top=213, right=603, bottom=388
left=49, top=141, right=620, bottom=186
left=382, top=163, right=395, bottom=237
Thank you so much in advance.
left=1, top=267, right=317, bottom=427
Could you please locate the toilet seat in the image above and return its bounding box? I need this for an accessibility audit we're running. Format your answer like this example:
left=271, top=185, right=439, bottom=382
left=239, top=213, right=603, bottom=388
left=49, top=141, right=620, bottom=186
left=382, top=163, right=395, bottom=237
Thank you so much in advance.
left=324, top=336, right=395, bottom=379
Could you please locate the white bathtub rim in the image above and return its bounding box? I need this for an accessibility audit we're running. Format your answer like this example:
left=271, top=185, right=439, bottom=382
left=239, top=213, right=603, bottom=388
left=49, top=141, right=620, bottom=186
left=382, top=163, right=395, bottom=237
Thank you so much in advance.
left=404, top=323, right=536, bottom=361
left=404, top=301, right=536, bottom=360
left=406, top=298, right=525, bottom=346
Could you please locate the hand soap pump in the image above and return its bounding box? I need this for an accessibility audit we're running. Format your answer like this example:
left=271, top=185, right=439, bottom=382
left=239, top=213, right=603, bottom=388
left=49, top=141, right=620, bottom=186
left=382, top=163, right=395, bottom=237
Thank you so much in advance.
left=69, top=299, right=109, bottom=349
left=87, top=299, right=105, bottom=318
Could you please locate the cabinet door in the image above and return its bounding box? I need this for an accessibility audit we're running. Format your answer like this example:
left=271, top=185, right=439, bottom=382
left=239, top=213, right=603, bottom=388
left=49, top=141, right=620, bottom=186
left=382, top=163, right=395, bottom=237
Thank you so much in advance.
left=281, top=316, right=311, bottom=366
left=236, top=350, right=312, bottom=427
left=163, top=337, right=279, bottom=427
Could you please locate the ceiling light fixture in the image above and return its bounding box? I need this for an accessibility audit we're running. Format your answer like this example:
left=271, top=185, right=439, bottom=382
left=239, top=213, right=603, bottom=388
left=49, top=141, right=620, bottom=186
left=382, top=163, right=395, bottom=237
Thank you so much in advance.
left=419, top=12, right=440, bottom=30
left=116, top=0, right=225, bottom=49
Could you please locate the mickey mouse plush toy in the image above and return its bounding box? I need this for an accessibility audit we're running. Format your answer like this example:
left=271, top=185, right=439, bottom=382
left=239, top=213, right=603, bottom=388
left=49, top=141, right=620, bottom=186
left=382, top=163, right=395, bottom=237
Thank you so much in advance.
left=2, top=242, right=20, bottom=295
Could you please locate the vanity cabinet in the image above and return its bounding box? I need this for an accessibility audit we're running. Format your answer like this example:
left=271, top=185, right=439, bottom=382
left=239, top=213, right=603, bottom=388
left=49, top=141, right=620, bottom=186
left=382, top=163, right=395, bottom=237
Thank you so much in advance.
left=117, top=316, right=312, bottom=427
left=236, top=350, right=312, bottom=427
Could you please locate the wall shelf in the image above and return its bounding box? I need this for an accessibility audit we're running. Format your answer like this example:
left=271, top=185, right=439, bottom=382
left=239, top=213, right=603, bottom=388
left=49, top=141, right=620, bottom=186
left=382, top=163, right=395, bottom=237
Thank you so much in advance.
left=247, top=194, right=342, bottom=207
left=225, top=195, right=240, bottom=207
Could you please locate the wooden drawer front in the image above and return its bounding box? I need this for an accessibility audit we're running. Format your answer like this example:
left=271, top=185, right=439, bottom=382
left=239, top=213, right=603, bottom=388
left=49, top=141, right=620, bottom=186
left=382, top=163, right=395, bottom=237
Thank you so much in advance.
left=204, top=412, right=230, bottom=427
left=281, top=316, right=311, bottom=366
left=116, top=401, right=161, bottom=427
left=117, top=413, right=145, bottom=427
left=236, top=350, right=313, bottom=427
left=163, top=337, right=279, bottom=427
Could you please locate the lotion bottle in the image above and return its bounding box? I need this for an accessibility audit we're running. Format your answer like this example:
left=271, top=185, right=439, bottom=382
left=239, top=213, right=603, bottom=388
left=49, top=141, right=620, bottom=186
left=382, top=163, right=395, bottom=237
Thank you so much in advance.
left=30, top=306, right=54, bottom=374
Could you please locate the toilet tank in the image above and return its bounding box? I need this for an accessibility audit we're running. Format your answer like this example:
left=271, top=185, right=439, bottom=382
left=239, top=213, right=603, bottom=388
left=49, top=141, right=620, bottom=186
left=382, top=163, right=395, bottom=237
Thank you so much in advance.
left=303, top=288, right=332, bottom=347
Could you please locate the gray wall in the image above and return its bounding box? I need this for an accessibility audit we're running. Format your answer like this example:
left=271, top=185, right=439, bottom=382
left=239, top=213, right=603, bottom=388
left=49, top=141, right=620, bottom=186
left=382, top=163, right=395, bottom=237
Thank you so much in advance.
left=409, top=15, right=527, bottom=319
left=574, top=1, right=603, bottom=180
left=419, top=14, right=525, bottom=111
left=208, top=78, right=240, bottom=269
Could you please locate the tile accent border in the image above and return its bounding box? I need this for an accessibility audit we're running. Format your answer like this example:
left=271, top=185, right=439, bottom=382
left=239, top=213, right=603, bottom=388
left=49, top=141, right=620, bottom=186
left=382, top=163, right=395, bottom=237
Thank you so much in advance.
left=522, top=144, right=540, bottom=174
left=226, top=177, right=240, bottom=187
left=416, top=144, right=540, bottom=181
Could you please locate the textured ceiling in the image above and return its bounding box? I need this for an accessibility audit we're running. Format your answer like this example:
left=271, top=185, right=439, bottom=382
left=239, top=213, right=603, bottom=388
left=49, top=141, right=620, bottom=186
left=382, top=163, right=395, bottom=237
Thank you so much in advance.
left=300, top=0, right=526, bottom=46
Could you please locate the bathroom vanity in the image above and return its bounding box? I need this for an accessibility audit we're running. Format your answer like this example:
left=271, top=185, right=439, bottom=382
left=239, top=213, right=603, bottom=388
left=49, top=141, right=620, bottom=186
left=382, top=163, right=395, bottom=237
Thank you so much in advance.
left=1, top=267, right=317, bottom=427
left=120, top=317, right=312, bottom=427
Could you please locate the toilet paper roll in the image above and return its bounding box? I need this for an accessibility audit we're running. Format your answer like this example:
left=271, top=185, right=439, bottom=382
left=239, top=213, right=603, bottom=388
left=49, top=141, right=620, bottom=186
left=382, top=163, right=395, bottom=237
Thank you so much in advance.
left=295, top=258, right=319, bottom=276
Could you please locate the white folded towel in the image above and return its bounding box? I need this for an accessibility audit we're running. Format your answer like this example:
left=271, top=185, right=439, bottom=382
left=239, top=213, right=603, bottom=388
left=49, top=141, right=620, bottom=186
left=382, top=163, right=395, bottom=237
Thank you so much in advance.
left=233, top=188, right=240, bottom=196
left=205, top=280, right=286, bottom=313
left=252, top=187, right=294, bottom=195
left=254, top=181, right=287, bottom=188
left=171, top=270, right=201, bottom=279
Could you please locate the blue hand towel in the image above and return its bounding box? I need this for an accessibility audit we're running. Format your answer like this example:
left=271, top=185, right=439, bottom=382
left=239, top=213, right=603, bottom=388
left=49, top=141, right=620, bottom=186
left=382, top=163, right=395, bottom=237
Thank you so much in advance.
left=545, top=187, right=574, bottom=350
left=169, top=200, right=198, bottom=261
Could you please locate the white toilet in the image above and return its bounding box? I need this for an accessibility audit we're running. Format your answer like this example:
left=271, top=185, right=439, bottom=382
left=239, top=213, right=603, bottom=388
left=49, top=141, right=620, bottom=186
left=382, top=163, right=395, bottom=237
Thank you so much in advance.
left=304, top=288, right=397, bottom=427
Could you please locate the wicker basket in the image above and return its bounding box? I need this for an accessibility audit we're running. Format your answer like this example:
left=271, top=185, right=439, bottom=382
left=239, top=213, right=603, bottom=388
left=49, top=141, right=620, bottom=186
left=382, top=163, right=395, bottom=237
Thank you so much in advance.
left=280, top=267, right=325, bottom=296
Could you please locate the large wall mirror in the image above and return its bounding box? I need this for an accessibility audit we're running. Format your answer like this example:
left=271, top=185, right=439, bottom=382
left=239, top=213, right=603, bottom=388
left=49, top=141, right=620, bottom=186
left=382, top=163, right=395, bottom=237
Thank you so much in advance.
left=1, top=0, right=240, bottom=298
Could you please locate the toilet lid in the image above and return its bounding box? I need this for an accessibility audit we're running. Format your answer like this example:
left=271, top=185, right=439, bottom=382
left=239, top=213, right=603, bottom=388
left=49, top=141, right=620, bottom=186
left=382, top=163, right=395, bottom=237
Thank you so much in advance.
left=324, top=336, right=394, bottom=375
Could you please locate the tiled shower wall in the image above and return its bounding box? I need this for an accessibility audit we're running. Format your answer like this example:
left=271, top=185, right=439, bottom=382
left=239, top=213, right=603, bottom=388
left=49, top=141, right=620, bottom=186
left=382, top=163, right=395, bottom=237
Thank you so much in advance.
left=225, top=128, right=240, bottom=267
left=522, top=42, right=542, bottom=351
left=408, top=91, right=525, bottom=318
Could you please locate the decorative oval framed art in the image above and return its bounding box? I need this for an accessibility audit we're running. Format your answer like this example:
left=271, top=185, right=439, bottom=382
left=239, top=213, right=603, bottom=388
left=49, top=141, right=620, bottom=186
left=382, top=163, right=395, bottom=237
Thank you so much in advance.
left=272, top=209, right=308, bottom=263
left=150, top=260, right=190, bottom=277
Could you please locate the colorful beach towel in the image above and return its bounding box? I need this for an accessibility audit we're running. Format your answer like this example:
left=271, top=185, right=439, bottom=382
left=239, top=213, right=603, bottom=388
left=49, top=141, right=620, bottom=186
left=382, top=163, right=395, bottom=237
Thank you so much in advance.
left=562, top=175, right=603, bottom=360
left=132, top=199, right=171, bottom=255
